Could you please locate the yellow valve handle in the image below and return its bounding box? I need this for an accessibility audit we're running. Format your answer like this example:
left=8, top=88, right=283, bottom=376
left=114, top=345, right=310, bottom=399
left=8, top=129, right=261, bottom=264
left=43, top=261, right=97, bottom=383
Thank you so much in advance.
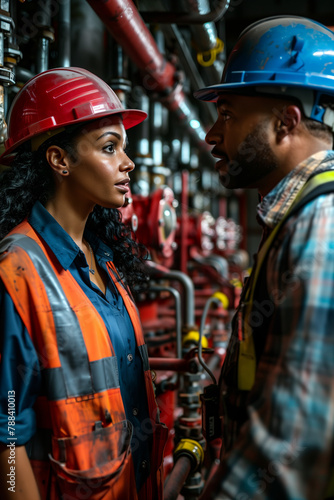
left=174, top=439, right=204, bottom=472
left=183, top=330, right=208, bottom=348
left=211, top=291, right=229, bottom=310
left=197, top=38, right=224, bottom=67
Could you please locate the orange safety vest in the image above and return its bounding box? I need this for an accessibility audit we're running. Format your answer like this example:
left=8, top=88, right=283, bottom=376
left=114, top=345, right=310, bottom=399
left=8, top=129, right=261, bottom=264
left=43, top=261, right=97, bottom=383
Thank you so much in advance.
left=0, top=220, right=168, bottom=500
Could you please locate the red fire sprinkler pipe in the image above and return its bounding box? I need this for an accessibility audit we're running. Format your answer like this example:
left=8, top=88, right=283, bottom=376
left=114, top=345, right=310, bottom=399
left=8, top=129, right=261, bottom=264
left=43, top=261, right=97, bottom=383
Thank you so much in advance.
left=86, top=0, right=210, bottom=150
left=86, top=0, right=176, bottom=92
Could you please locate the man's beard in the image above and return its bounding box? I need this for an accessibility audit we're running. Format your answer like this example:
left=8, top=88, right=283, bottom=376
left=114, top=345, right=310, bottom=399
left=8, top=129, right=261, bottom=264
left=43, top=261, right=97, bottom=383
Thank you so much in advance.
left=218, top=122, right=279, bottom=190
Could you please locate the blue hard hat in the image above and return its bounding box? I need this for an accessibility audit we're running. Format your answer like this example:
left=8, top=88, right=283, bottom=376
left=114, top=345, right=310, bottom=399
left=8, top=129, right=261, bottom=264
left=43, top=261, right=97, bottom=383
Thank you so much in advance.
left=194, top=16, right=334, bottom=128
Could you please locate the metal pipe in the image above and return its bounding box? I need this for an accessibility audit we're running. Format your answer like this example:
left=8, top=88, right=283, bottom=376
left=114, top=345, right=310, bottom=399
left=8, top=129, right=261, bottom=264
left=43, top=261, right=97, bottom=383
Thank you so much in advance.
left=15, top=66, right=34, bottom=83
left=148, top=264, right=195, bottom=327
left=36, top=37, right=49, bottom=73
left=202, top=255, right=229, bottom=278
left=190, top=247, right=229, bottom=279
left=131, top=86, right=150, bottom=158
left=149, top=286, right=182, bottom=358
left=71, top=0, right=105, bottom=76
left=148, top=358, right=198, bottom=373
left=35, top=0, right=53, bottom=73
left=140, top=0, right=230, bottom=24
left=165, top=270, right=195, bottom=327
left=85, top=0, right=210, bottom=151
left=164, top=455, right=192, bottom=500
left=163, top=24, right=216, bottom=124
left=181, top=0, right=225, bottom=83
left=180, top=170, right=189, bottom=275
left=57, top=0, right=71, bottom=67
left=182, top=0, right=218, bottom=48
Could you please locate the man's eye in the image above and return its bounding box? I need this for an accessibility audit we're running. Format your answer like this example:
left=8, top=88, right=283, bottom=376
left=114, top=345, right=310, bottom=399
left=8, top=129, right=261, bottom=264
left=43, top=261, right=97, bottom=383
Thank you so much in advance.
left=221, top=112, right=230, bottom=121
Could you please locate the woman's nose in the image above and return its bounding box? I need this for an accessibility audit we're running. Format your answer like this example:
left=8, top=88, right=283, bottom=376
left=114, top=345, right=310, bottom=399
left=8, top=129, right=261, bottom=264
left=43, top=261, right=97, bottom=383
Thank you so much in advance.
left=121, top=153, right=135, bottom=172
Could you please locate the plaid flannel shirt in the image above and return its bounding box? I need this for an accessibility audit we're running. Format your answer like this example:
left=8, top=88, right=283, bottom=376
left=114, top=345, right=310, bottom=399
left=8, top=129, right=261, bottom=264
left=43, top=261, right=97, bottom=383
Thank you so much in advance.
left=218, top=150, right=334, bottom=500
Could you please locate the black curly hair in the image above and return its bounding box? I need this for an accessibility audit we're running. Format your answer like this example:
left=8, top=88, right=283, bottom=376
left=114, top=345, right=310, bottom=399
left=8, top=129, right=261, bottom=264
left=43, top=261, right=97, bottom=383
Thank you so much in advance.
left=0, top=126, right=149, bottom=294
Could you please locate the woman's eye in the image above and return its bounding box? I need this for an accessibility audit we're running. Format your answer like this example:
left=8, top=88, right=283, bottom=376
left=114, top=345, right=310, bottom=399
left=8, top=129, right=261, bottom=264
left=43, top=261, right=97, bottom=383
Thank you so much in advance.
left=103, top=143, right=115, bottom=153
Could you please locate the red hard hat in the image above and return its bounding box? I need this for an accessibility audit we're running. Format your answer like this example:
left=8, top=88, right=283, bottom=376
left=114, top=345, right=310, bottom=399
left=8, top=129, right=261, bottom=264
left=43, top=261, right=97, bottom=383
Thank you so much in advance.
left=1, top=67, right=147, bottom=163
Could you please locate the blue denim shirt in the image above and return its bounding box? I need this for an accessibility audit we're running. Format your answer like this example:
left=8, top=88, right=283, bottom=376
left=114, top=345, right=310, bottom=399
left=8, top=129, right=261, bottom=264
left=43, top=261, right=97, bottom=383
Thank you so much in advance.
left=0, top=201, right=151, bottom=490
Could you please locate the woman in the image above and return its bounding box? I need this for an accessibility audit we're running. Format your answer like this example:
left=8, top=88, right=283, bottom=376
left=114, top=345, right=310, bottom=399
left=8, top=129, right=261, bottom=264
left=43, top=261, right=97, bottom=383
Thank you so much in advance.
left=0, top=67, right=167, bottom=500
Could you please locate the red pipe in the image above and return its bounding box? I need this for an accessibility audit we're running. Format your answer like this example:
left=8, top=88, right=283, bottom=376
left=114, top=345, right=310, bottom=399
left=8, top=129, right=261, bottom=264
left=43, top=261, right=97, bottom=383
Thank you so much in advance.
left=164, top=455, right=192, bottom=500
left=86, top=0, right=176, bottom=93
left=86, top=0, right=211, bottom=151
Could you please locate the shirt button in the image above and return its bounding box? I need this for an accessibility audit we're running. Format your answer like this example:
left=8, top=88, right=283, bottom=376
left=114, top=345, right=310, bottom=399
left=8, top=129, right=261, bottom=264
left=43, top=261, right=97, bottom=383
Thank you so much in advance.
left=141, top=460, right=148, bottom=469
left=132, top=408, right=139, bottom=416
left=127, top=353, right=133, bottom=362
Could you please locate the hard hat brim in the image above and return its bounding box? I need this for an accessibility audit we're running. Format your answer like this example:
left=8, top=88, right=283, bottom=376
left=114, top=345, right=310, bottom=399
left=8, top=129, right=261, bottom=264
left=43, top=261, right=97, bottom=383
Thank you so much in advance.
left=194, top=78, right=334, bottom=102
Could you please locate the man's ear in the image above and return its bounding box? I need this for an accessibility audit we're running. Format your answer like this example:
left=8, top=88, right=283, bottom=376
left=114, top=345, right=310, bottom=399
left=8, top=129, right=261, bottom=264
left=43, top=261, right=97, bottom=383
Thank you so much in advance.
left=45, top=146, right=71, bottom=177
left=273, top=104, right=302, bottom=142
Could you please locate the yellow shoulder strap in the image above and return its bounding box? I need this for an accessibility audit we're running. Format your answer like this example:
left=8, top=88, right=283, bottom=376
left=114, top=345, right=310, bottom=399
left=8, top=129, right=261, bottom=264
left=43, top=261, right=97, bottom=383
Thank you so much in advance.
left=238, top=171, right=334, bottom=391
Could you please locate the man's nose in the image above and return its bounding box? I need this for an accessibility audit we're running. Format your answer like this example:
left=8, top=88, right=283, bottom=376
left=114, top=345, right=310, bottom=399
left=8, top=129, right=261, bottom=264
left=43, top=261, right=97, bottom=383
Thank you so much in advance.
left=205, top=121, right=221, bottom=145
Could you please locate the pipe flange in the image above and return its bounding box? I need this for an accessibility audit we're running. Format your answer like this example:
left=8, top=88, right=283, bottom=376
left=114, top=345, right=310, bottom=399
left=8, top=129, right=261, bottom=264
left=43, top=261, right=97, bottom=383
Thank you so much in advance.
left=4, top=45, right=22, bottom=66
left=0, top=67, right=15, bottom=85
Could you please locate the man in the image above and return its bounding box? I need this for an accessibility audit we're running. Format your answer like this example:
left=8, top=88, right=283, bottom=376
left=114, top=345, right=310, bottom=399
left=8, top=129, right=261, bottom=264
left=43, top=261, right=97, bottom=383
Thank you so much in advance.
left=195, top=16, right=334, bottom=500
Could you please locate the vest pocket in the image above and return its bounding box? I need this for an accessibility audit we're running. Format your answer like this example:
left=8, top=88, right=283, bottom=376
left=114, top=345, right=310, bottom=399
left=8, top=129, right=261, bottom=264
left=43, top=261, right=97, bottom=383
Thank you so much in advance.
left=49, top=420, right=137, bottom=500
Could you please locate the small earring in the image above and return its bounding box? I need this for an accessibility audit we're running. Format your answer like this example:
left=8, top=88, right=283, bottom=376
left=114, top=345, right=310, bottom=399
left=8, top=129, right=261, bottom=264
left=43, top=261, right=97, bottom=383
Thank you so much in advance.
left=62, top=170, right=68, bottom=175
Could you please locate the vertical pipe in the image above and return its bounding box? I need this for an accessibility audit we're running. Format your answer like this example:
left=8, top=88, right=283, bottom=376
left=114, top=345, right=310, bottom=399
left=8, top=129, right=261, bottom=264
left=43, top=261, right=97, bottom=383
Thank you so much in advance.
left=149, top=286, right=182, bottom=358
left=35, top=0, right=52, bottom=73
left=58, top=0, right=71, bottom=67
left=71, top=0, right=105, bottom=76
left=36, top=38, right=49, bottom=73
left=180, top=170, right=189, bottom=275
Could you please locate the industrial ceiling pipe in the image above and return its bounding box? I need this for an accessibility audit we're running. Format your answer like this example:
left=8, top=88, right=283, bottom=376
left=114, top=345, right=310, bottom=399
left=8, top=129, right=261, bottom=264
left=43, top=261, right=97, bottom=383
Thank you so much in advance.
left=86, top=0, right=176, bottom=93
left=140, top=0, right=230, bottom=24
left=181, top=0, right=225, bottom=84
left=85, top=0, right=210, bottom=151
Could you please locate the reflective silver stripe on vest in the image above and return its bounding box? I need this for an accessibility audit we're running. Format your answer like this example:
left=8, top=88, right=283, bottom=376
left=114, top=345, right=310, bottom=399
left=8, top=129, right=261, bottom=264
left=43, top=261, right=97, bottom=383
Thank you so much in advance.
left=0, top=234, right=119, bottom=400
left=43, top=356, right=119, bottom=400
left=138, top=344, right=149, bottom=372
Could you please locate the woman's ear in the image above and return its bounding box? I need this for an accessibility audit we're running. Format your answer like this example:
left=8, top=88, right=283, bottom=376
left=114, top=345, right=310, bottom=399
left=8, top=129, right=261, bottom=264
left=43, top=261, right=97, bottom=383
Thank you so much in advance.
left=45, top=146, right=71, bottom=177
left=273, top=104, right=302, bottom=142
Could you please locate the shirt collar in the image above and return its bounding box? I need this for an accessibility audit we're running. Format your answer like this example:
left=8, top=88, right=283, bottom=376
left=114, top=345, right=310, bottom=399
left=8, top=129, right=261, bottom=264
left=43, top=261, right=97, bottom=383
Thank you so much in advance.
left=257, top=150, right=334, bottom=228
left=28, top=201, right=113, bottom=270
left=84, top=228, right=114, bottom=267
